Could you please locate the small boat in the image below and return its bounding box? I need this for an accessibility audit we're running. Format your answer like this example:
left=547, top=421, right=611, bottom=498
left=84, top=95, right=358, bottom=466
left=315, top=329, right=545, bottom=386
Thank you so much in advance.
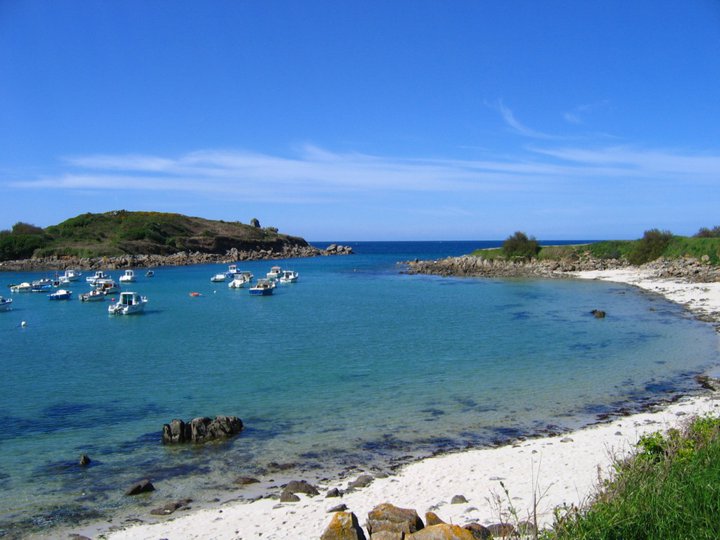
left=266, top=266, right=283, bottom=280
left=79, top=289, right=106, bottom=302
left=0, top=296, right=12, bottom=311
left=61, top=269, right=82, bottom=282
left=249, top=279, right=275, bottom=296
left=279, top=270, right=299, bottom=283
left=108, top=291, right=148, bottom=315
left=94, top=279, right=120, bottom=294
left=31, top=279, right=53, bottom=293
left=225, top=264, right=239, bottom=278
left=210, top=273, right=226, bottom=283
left=146, top=270, right=155, bottom=278
left=48, top=289, right=72, bottom=300
left=86, top=270, right=109, bottom=284
left=9, top=282, right=31, bottom=293
left=119, top=269, right=136, bottom=283
left=228, top=274, right=250, bottom=289
left=189, top=291, right=202, bottom=297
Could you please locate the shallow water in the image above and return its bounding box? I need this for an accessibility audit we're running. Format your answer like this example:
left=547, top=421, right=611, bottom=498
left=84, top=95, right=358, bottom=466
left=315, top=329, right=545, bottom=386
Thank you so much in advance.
left=1, top=241, right=718, bottom=536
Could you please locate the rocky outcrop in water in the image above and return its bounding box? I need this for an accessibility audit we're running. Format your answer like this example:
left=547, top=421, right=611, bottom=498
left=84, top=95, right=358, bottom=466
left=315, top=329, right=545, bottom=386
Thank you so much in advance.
left=161, top=416, right=243, bottom=444
left=0, top=244, right=354, bottom=272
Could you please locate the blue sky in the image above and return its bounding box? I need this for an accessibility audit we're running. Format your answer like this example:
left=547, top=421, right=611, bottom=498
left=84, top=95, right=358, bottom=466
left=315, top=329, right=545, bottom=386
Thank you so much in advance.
left=1, top=1, right=719, bottom=241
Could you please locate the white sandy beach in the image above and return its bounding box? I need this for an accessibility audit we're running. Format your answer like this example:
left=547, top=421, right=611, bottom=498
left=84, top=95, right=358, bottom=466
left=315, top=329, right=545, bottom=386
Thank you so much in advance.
left=86, top=268, right=720, bottom=540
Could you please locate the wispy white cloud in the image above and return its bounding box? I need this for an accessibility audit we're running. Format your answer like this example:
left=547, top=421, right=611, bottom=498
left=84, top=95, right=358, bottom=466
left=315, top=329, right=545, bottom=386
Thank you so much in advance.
left=562, top=100, right=610, bottom=125
left=491, top=100, right=562, bottom=140
left=8, top=143, right=720, bottom=206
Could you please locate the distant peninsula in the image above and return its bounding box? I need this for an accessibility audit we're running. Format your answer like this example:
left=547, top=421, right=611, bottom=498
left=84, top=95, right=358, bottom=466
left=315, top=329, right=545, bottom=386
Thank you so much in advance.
left=0, top=211, right=352, bottom=271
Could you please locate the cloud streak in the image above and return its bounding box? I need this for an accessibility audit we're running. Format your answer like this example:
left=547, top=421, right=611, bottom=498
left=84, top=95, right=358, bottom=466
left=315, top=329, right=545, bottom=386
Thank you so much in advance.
left=8, top=143, right=720, bottom=206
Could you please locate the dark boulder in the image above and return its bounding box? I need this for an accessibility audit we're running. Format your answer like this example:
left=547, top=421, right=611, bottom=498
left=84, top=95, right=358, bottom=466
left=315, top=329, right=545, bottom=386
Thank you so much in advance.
left=591, top=309, right=606, bottom=319
left=125, top=479, right=155, bottom=496
left=162, top=415, right=243, bottom=444
left=283, top=479, right=320, bottom=496
left=150, top=498, right=192, bottom=516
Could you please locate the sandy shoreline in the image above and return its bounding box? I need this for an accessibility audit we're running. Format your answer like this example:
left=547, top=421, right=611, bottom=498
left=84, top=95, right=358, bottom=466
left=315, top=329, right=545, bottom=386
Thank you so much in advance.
left=69, top=268, right=720, bottom=540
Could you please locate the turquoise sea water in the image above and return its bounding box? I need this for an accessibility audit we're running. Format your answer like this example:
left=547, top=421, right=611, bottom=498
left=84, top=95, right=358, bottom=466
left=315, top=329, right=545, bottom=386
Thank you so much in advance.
left=1, top=241, right=719, bottom=536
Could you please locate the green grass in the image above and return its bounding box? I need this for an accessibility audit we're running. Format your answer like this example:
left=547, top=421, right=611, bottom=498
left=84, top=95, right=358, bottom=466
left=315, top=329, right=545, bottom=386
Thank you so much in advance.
left=469, top=237, right=720, bottom=266
left=545, top=415, right=720, bottom=539
left=0, top=210, right=307, bottom=260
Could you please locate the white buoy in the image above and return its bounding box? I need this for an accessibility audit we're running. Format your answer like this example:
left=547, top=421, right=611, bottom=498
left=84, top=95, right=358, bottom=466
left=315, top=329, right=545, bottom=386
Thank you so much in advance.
left=20, top=321, right=27, bottom=327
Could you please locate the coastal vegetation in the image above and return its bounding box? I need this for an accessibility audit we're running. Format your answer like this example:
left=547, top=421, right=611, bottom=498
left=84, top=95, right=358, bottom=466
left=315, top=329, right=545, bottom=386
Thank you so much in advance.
left=0, top=211, right=308, bottom=261
left=546, top=414, right=720, bottom=539
left=472, top=228, right=720, bottom=266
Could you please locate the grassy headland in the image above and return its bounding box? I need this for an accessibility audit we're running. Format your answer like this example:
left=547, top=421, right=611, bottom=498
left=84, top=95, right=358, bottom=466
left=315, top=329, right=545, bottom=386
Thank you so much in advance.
left=0, top=211, right=309, bottom=261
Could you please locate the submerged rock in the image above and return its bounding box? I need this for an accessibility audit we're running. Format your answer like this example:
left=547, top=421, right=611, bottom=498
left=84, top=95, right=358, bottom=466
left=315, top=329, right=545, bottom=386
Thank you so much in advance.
left=125, top=479, right=155, bottom=496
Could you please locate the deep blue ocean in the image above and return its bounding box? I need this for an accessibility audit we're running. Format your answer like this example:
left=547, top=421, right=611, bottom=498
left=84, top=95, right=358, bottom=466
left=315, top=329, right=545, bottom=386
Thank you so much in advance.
left=1, top=241, right=718, bottom=536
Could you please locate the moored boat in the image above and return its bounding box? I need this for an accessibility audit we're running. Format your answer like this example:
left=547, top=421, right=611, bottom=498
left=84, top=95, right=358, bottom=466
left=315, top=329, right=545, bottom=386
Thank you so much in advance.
left=61, top=269, right=82, bottom=282
left=48, top=289, right=72, bottom=300
left=249, top=279, right=275, bottom=296
left=0, top=296, right=12, bottom=311
left=210, top=273, right=226, bottom=283
left=9, top=282, right=31, bottom=293
left=31, top=279, right=53, bottom=293
left=279, top=270, right=299, bottom=283
left=228, top=274, right=250, bottom=288
left=119, top=269, right=136, bottom=283
left=79, top=289, right=106, bottom=302
left=266, top=266, right=283, bottom=280
left=108, top=291, right=148, bottom=315
left=86, top=270, right=109, bottom=284
left=94, top=279, right=120, bottom=294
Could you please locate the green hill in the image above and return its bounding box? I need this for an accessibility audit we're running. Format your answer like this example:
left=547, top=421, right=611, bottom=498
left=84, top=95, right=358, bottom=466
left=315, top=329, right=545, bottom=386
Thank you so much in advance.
left=0, top=211, right=310, bottom=261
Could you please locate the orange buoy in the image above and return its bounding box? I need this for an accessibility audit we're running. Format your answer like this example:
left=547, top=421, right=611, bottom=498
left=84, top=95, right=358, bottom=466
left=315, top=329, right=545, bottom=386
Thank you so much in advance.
left=189, top=292, right=202, bottom=297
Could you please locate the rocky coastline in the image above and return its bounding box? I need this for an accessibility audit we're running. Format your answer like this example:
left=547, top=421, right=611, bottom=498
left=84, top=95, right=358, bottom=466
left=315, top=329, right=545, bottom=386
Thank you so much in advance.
left=404, top=254, right=720, bottom=283
left=0, top=243, right=353, bottom=272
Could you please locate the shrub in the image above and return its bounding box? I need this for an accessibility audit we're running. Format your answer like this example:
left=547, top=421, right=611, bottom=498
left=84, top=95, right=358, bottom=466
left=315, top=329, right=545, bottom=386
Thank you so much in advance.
left=695, top=226, right=720, bottom=238
left=502, top=231, right=540, bottom=260
left=627, top=229, right=673, bottom=265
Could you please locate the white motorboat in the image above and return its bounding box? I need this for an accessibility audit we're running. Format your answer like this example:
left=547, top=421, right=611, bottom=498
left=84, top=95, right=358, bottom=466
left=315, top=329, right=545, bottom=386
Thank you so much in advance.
left=228, top=274, right=250, bottom=288
left=61, top=269, right=82, bottom=282
left=249, top=279, right=275, bottom=296
left=210, top=273, right=226, bottom=283
left=108, top=291, right=147, bottom=315
left=279, top=270, right=299, bottom=283
left=86, top=270, right=109, bottom=284
left=94, top=279, right=120, bottom=294
left=9, top=282, right=31, bottom=293
left=79, top=289, right=106, bottom=302
left=0, top=296, right=12, bottom=311
left=266, top=266, right=282, bottom=280
left=119, top=269, right=136, bottom=283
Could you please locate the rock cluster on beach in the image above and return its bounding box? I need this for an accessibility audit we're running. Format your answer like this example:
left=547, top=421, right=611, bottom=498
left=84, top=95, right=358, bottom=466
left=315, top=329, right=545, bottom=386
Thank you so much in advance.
left=405, top=255, right=720, bottom=283
left=0, top=244, right=354, bottom=272
left=319, top=501, right=527, bottom=540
